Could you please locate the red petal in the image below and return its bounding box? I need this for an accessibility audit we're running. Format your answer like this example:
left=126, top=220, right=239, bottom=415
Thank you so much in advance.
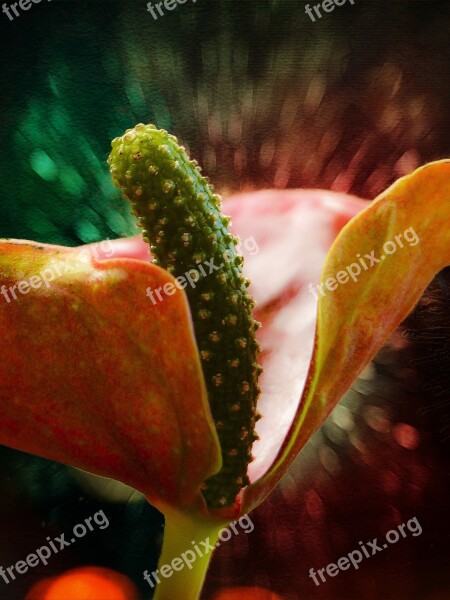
left=224, top=190, right=366, bottom=483
left=242, top=160, right=450, bottom=513
left=83, top=236, right=150, bottom=262
left=0, top=242, right=220, bottom=511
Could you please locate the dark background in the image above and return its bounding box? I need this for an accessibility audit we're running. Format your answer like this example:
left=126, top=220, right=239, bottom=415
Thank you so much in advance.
left=1, top=0, right=450, bottom=243
left=0, top=1, right=449, bottom=599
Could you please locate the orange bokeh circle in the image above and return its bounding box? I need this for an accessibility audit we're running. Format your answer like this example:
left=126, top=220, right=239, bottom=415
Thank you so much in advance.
left=25, top=566, right=139, bottom=600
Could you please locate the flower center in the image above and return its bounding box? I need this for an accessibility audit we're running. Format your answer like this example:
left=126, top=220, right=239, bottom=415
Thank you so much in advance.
left=108, top=124, right=262, bottom=507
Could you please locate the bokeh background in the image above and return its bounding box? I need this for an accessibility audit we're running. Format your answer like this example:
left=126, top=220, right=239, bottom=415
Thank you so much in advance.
left=0, top=1, right=450, bottom=598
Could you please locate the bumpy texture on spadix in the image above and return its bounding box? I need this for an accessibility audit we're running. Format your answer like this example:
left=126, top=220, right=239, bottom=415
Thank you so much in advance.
left=108, top=124, right=262, bottom=507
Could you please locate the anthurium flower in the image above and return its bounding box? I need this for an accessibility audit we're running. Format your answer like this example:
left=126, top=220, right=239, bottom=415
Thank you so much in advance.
left=0, top=123, right=449, bottom=599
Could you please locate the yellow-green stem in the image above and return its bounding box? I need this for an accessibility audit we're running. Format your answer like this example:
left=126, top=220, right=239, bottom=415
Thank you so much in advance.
left=152, top=509, right=225, bottom=600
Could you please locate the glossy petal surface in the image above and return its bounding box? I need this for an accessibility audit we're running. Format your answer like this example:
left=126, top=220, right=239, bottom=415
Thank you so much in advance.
left=243, top=160, right=450, bottom=513
left=0, top=242, right=220, bottom=510
left=223, top=190, right=365, bottom=485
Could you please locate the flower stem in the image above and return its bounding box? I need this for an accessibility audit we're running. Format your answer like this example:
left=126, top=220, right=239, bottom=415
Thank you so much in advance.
left=152, top=509, right=225, bottom=600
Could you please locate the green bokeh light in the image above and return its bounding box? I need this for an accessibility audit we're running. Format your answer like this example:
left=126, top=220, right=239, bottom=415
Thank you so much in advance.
left=29, top=149, right=58, bottom=182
